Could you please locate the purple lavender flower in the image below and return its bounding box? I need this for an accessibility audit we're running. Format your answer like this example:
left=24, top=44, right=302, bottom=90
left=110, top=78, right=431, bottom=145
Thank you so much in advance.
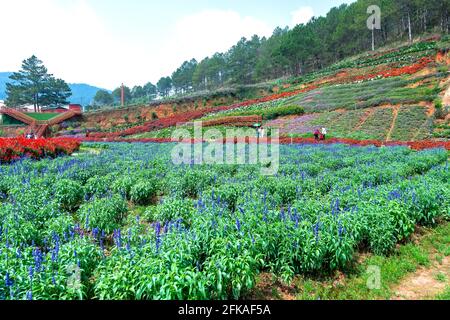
left=235, top=218, right=241, bottom=232
left=28, top=266, right=34, bottom=280
left=155, top=222, right=162, bottom=253
left=5, top=272, right=13, bottom=287
left=314, top=222, right=320, bottom=243
left=338, top=220, right=344, bottom=239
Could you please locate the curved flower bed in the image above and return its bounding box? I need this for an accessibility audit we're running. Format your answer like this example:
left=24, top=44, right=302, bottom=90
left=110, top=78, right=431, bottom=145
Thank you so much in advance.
left=81, top=136, right=450, bottom=151
left=0, top=137, right=81, bottom=163
left=351, top=57, right=433, bottom=82
left=199, top=115, right=262, bottom=128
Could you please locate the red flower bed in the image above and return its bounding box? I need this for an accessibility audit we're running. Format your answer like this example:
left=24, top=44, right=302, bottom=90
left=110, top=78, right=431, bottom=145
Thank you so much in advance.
left=201, top=115, right=263, bottom=128
left=352, top=57, right=433, bottom=82
left=88, top=85, right=317, bottom=139
left=0, top=137, right=81, bottom=163
left=81, top=136, right=450, bottom=151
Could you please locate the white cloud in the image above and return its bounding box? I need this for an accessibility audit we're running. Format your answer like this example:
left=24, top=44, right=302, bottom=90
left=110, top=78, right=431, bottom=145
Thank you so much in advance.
left=291, top=6, right=314, bottom=27
left=0, top=0, right=147, bottom=89
left=0, top=2, right=273, bottom=89
left=152, top=9, right=273, bottom=84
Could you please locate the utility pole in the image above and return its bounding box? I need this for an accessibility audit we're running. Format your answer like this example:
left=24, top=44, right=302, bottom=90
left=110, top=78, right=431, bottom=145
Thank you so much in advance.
left=121, top=83, right=125, bottom=108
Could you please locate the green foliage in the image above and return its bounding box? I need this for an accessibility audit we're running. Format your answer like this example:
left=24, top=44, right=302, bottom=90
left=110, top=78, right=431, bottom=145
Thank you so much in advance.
left=155, top=197, right=195, bottom=224
left=78, top=195, right=128, bottom=233
left=130, top=179, right=159, bottom=206
left=93, top=90, right=113, bottom=107
left=6, top=55, right=71, bottom=109
left=1, top=142, right=449, bottom=300
left=53, top=179, right=84, bottom=211
left=262, top=105, right=304, bottom=120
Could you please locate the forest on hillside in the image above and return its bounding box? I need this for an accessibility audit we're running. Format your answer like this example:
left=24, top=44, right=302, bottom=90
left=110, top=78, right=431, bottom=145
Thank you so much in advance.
left=93, top=0, right=450, bottom=107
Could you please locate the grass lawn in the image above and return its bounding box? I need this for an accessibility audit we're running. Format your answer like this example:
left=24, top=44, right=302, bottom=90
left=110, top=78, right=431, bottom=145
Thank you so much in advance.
left=25, top=113, right=61, bottom=121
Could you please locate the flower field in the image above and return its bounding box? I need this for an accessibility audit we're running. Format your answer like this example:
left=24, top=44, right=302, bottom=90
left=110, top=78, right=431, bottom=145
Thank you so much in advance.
left=0, top=138, right=81, bottom=163
left=0, top=142, right=449, bottom=300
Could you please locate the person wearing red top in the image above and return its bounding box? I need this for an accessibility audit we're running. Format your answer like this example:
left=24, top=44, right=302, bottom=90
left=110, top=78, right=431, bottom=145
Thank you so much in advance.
left=314, top=129, right=320, bottom=141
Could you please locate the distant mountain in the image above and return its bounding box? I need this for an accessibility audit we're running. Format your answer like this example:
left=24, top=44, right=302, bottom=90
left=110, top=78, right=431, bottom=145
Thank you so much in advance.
left=0, top=72, right=12, bottom=101
left=68, top=83, right=109, bottom=105
left=0, top=72, right=108, bottom=105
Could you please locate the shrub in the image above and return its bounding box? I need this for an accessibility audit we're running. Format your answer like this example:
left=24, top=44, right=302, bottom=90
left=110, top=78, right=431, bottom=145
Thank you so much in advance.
left=111, top=175, right=137, bottom=200
left=54, top=179, right=84, bottom=211
left=130, top=179, right=159, bottom=205
left=434, top=99, right=448, bottom=120
left=210, top=184, right=243, bottom=212
left=364, top=207, right=397, bottom=256
left=179, top=170, right=214, bottom=198
left=262, top=105, right=305, bottom=120
left=78, top=195, right=128, bottom=233
left=84, top=176, right=111, bottom=198
left=43, top=214, right=75, bottom=239
left=156, top=197, right=194, bottom=224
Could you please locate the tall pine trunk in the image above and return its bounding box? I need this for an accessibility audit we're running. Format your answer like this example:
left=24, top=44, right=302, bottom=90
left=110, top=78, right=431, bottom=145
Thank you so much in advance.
left=408, top=12, right=412, bottom=43
left=372, top=28, right=375, bottom=51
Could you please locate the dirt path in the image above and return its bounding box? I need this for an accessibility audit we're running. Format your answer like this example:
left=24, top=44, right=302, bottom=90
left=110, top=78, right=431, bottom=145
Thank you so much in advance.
left=386, top=106, right=399, bottom=142
left=354, top=109, right=375, bottom=131
left=391, top=256, right=450, bottom=300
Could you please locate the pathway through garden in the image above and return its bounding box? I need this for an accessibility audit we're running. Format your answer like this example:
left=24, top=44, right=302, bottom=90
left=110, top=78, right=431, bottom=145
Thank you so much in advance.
left=386, top=106, right=399, bottom=142
left=391, top=256, right=450, bottom=300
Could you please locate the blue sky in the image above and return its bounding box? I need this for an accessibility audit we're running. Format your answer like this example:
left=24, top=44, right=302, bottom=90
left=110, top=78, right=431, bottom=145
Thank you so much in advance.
left=0, top=0, right=354, bottom=90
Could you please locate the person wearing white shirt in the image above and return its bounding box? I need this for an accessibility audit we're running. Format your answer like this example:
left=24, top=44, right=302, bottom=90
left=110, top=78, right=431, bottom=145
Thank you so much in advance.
left=321, top=128, right=327, bottom=140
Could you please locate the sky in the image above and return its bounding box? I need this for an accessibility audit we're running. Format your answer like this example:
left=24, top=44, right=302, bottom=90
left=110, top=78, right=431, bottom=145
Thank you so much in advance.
left=0, top=0, right=354, bottom=90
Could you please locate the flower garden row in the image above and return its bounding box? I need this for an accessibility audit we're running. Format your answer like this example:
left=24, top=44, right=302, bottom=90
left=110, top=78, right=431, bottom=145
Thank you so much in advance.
left=350, top=57, right=434, bottom=82
left=81, top=136, right=450, bottom=151
left=0, top=138, right=81, bottom=163
left=0, top=143, right=448, bottom=300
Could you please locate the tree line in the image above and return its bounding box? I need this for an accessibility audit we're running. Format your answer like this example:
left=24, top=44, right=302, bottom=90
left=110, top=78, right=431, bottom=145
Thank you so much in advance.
left=95, top=0, right=450, bottom=107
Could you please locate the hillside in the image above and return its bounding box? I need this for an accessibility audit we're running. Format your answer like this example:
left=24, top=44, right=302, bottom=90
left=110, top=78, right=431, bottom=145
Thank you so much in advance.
left=0, top=72, right=107, bottom=105
left=57, top=37, right=448, bottom=143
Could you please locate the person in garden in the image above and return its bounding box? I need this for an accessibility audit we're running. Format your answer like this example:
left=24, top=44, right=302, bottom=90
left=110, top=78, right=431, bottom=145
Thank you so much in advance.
left=314, top=129, right=320, bottom=141
left=321, top=127, right=327, bottom=140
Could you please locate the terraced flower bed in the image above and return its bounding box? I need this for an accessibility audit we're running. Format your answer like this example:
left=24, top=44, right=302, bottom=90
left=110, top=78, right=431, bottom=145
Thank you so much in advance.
left=356, top=108, right=394, bottom=140
left=266, top=114, right=319, bottom=135
left=88, top=86, right=317, bottom=139
left=200, top=116, right=262, bottom=128
left=390, top=106, right=431, bottom=141
left=284, top=76, right=440, bottom=113
left=287, top=41, right=437, bottom=86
